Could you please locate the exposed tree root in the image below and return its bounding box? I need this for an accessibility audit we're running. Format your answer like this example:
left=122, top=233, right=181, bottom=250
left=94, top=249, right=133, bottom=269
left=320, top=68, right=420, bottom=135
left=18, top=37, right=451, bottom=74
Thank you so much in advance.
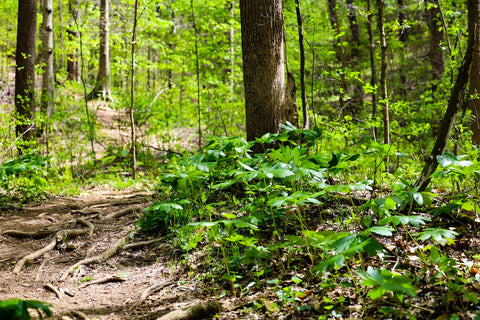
left=123, top=239, right=161, bottom=250
left=70, top=310, right=91, bottom=320
left=78, top=275, right=125, bottom=288
left=61, top=236, right=128, bottom=280
left=14, top=225, right=91, bottom=274
left=156, top=302, right=222, bottom=320
left=14, top=239, right=57, bottom=274
left=3, top=229, right=54, bottom=239
left=44, top=283, right=64, bottom=299
left=136, top=280, right=173, bottom=305
left=76, top=197, right=149, bottom=210
left=76, top=218, right=95, bottom=236
left=103, top=205, right=144, bottom=220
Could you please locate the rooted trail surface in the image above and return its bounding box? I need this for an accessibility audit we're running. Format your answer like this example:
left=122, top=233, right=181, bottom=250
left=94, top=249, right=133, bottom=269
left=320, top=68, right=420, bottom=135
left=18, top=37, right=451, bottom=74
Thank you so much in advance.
left=0, top=188, right=221, bottom=320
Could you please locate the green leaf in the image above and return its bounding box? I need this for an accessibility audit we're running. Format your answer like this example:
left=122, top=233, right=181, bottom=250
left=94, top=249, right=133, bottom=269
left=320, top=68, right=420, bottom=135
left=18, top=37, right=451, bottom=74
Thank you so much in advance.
left=413, top=228, right=458, bottom=245
left=362, top=226, right=393, bottom=237
left=378, top=215, right=430, bottom=227
left=356, top=267, right=417, bottom=299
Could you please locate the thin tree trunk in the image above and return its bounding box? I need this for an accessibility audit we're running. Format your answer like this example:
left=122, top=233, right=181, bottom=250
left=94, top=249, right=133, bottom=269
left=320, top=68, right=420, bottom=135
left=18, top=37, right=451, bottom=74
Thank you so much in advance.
left=426, top=0, right=445, bottom=85
left=397, top=0, right=408, bottom=98
left=191, top=0, right=202, bottom=148
left=59, top=0, right=65, bottom=69
left=41, top=0, right=55, bottom=153
left=229, top=1, right=235, bottom=100
left=413, top=0, right=476, bottom=191
left=15, top=0, right=38, bottom=152
left=295, top=0, right=309, bottom=129
left=328, top=0, right=347, bottom=115
left=130, top=0, right=139, bottom=179
left=67, top=0, right=80, bottom=82
left=377, top=0, right=390, bottom=145
left=367, top=0, right=377, bottom=140
left=72, top=3, right=96, bottom=162
left=347, top=0, right=364, bottom=109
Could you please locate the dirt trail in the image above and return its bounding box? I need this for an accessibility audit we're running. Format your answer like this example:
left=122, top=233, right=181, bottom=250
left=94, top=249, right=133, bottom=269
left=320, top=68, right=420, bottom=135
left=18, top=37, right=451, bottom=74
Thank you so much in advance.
left=0, top=188, right=213, bottom=320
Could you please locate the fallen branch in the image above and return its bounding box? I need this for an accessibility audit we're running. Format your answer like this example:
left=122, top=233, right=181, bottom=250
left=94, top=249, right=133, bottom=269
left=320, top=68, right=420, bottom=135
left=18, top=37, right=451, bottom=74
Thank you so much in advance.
left=78, top=275, right=125, bottom=288
left=156, top=302, right=222, bottom=320
left=61, top=236, right=128, bottom=280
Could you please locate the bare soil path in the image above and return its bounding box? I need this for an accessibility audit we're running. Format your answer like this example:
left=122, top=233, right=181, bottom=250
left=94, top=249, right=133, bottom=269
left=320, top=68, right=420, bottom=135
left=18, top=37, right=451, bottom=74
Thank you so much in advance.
left=0, top=187, right=221, bottom=320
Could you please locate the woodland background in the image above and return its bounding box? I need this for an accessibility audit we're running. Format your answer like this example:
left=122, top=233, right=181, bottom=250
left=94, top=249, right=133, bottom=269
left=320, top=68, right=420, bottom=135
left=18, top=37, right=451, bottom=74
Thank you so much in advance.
left=1, top=0, right=480, bottom=319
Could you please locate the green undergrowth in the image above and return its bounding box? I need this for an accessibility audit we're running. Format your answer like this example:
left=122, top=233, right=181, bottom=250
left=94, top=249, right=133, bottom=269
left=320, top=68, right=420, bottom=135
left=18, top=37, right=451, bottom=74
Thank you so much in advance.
left=139, top=123, right=480, bottom=319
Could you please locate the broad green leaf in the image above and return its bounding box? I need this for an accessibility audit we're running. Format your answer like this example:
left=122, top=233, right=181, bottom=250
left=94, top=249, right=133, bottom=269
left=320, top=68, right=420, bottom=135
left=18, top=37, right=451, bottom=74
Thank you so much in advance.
left=356, top=267, right=417, bottom=299
left=362, top=226, right=393, bottom=237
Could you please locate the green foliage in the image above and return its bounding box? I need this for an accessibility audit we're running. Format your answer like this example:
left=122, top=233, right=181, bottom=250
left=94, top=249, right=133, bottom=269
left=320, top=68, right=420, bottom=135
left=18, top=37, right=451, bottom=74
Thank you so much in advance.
left=0, top=298, right=52, bottom=320
left=0, top=154, right=51, bottom=201
left=356, top=267, right=417, bottom=301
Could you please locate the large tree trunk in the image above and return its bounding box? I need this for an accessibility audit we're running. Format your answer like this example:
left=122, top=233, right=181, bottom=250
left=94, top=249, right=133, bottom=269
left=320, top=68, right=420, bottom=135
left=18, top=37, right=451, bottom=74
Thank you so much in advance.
left=89, top=0, right=112, bottom=100
left=41, top=0, right=55, bottom=151
left=15, top=0, right=38, bottom=151
left=413, top=0, right=476, bottom=191
left=469, top=0, right=480, bottom=146
left=240, top=0, right=285, bottom=152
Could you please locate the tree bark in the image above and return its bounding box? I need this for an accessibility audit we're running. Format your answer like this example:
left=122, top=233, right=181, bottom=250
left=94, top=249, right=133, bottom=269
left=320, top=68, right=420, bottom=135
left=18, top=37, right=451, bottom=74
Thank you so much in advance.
left=469, top=0, right=480, bottom=146
left=413, top=0, right=476, bottom=191
left=240, top=0, right=285, bottom=152
left=15, top=0, right=38, bottom=151
left=89, top=0, right=112, bottom=100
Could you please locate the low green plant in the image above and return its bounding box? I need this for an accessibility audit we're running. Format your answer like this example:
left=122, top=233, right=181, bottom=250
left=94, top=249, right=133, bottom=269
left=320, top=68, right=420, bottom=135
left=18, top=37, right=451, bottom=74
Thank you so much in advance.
left=0, top=298, right=52, bottom=320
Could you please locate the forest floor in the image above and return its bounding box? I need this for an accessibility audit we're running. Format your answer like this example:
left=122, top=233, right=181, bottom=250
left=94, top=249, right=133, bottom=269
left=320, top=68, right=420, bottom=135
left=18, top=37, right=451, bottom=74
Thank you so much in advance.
left=0, top=187, right=238, bottom=320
